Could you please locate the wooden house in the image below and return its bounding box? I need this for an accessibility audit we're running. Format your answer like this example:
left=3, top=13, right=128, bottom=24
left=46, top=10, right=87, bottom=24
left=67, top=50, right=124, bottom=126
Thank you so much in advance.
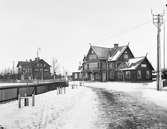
left=118, top=56, right=154, bottom=81
left=81, top=43, right=154, bottom=82
left=17, top=58, right=51, bottom=80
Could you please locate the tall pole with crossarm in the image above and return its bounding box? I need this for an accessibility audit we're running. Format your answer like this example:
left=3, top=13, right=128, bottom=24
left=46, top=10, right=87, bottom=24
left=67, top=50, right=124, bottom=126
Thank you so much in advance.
left=152, top=11, right=164, bottom=90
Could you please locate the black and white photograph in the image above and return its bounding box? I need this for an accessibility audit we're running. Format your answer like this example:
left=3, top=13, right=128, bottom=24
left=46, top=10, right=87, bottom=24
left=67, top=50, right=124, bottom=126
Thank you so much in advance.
left=0, top=0, right=167, bottom=128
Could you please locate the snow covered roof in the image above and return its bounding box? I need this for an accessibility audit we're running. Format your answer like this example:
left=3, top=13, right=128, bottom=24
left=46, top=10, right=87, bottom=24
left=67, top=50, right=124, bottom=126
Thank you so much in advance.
left=91, top=46, right=110, bottom=59
left=120, top=56, right=145, bottom=71
left=108, top=46, right=127, bottom=61
left=90, top=45, right=127, bottom=60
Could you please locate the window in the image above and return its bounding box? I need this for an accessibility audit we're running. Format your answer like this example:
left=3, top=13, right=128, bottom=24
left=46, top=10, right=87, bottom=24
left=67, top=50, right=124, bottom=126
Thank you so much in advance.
left=74, top=73, right=78, bottom=79
left=146, top=71, right=150, bottom=79
left=85, top=73, right=88, bottom=79
left=109, top=63, right=114, bottom=69
left=84, top=64, right=87, bottom=70
left=88, top=54, right=96, bottom=60
left=124, top=54, right=128, bottom=60
left=141, top=64, right=147, bottom=68
left=101, top=62, right=106, bottom=69
left=109, top=71, right=114, bottom=79
left=87, top=64, right=89, bottom=70
left=117, top=72, right=122, bottom=80
left=137, top=70, right=142, bottom=79
left=123, top=51, right=128, bottom=60
left=34, top=68, right=39, bottom=72
left=125, top=71, right=131, bottom=79
left=95, top=73, right=100, bottom=80
left=89, top=62, right=98, bottom=70
left=44, top=69, right=48, bottom=72
left=79, top=73, right=82, bottom=79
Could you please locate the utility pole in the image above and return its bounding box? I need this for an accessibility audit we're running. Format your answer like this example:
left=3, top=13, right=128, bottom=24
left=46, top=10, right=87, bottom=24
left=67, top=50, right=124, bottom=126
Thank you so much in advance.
left=12, top=61, right=15, bottom=74
left=37, top=48, right=41, bottom=82
left=12, top=61, right=15, bottom=80
left=152, top=11, right=164, bottom=90
left=163, top=15, right=166, bottom=70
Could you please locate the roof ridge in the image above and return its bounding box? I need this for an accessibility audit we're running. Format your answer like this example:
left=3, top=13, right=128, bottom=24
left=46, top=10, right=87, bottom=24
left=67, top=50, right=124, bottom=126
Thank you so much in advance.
left=91, top=45, right=110, bottom=49
left=92, top=45, right=127, bottom=49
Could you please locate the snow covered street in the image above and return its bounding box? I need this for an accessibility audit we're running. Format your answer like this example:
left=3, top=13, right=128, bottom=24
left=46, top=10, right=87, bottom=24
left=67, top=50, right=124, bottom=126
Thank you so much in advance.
left=1, top=81, right=167, bottom=129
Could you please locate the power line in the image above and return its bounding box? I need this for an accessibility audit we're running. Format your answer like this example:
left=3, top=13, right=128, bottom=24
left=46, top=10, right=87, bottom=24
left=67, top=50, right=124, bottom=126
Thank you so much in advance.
left=94, top=20, right=152, bottom=43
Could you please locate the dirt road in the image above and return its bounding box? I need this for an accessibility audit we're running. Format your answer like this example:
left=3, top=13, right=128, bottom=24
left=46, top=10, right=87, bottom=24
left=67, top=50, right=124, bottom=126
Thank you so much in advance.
left=89, top=86, right=167, bottom=129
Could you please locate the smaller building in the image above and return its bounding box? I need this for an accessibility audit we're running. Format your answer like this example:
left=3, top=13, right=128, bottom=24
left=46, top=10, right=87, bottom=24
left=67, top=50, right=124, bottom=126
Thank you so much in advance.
left=118, top=56, right=154, bottom=81
left=72, top=71, right=83, bottom=81
left=17, top=58, right=51, bottom=80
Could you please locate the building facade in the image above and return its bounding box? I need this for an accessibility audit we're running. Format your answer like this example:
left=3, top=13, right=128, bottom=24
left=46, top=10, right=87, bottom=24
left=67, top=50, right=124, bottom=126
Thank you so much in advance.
left=74, top=43, right=154, bottom=82
left=17, top=58, right=51, bottom=80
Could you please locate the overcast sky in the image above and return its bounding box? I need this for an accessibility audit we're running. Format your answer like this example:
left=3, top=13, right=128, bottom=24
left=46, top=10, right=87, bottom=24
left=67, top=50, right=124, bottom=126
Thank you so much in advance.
left=0, top=0, right=166, bottom=74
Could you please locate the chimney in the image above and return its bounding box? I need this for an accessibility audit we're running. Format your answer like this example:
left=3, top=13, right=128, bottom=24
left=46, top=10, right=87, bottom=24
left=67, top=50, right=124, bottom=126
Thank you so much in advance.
left=35, top=57, right=40, bottom=61
left=114, top=43, right=118, bottom=48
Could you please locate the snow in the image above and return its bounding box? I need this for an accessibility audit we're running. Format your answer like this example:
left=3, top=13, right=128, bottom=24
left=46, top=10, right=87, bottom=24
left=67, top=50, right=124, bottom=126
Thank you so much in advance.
left=0, top=83, right=27, bottom=87
left=0, top=83, right=99, bottom=129
left=1, top=81, right=167, bottom=128
left=84, top=81, right=167, bottom=109
left=120, top=57, right=144, bottom=70
left=108, top=50, right=121, bottom=61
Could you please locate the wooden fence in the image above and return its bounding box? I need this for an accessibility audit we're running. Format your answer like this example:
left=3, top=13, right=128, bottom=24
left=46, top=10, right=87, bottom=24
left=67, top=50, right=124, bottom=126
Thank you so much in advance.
left=0, top=81, right=68, bottom=103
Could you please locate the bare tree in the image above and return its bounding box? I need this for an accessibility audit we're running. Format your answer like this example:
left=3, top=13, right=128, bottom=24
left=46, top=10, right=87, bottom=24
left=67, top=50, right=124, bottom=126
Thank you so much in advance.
left=52, top=58, right=59, bottom=80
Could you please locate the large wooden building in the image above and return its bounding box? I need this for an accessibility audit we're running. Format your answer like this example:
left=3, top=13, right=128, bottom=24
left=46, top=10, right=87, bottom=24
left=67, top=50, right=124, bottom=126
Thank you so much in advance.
left=74, top=43, right=154, bottom=82
left=17, top=58, right=51, bottom=80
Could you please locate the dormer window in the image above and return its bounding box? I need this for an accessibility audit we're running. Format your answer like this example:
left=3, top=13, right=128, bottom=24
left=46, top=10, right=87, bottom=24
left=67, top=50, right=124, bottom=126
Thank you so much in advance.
left=124, top=53, right=128, bottom=60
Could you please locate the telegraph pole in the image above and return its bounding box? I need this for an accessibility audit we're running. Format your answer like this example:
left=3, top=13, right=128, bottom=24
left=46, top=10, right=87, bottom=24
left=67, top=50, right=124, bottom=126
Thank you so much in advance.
left=163, top=15, right=166, bottom=70
left=152, top=11, right=164, bottom=90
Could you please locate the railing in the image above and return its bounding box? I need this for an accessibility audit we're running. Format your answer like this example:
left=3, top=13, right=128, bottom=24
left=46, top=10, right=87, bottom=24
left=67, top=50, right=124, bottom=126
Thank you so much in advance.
left=0, top=81, right=68, bottom=103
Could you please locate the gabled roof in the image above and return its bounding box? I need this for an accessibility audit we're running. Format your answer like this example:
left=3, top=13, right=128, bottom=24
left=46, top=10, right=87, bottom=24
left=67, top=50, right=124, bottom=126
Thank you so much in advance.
left=17, top=58, right=51, bottom=68
left=31, top=59, right=51, bottom=67
left=17, top=61, right=31, bottom=67
left=89, top=45, right=127, bottom=60
left=120, top=56, right=154, bottom=71
left=91, top=46, right=110, bottom=59
left=108, top=46, right=127, bottom=61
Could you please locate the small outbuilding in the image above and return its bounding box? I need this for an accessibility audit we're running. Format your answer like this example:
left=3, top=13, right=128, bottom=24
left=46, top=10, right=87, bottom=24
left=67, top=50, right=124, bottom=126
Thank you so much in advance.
left=118, top=56, right=154, bottom=81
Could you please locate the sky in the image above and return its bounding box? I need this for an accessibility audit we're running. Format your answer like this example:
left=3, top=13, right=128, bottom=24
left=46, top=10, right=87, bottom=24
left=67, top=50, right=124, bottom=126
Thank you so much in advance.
left=0, top=0, right=166, bottom=74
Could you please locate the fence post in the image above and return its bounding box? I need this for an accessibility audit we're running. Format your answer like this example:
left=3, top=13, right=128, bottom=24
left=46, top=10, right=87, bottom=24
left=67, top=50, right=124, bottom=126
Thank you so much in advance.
left=57, top=87, right=59, bottom=95
left=18, top=94, right=21, bottom=108
left=32, top=94, right=35, bottom=106
left=24, top=93, right=29, bottom=106
left=64, top=87, right=66, bottom=94
left=60, top=87, right=62, bottom=94
left=17, top=87, right=19, bottom=99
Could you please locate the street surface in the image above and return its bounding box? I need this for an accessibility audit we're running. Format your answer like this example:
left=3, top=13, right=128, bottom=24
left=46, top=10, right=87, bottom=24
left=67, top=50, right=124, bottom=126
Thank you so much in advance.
left=1, top=82, right=167, bottom=129
left=89, top=86, right=167, bottom=129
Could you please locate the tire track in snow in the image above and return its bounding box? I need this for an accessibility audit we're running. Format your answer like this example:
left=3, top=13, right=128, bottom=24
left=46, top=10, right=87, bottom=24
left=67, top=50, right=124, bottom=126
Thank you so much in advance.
left=90, top=87, right=167, bottom=129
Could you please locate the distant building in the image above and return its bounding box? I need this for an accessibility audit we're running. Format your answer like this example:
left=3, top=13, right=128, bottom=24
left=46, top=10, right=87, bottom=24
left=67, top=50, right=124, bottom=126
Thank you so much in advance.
left=17, top=58, right=51, bottom=80
left=73, top=43, right=154, bottom=82
left=72, top=71, right=82, bottom=81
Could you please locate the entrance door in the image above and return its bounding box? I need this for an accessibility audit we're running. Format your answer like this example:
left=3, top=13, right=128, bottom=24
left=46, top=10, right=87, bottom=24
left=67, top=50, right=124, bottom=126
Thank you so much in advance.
left=102, top=72, right=106, bottom=81
left=90, top=73, right=94, bottom=81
